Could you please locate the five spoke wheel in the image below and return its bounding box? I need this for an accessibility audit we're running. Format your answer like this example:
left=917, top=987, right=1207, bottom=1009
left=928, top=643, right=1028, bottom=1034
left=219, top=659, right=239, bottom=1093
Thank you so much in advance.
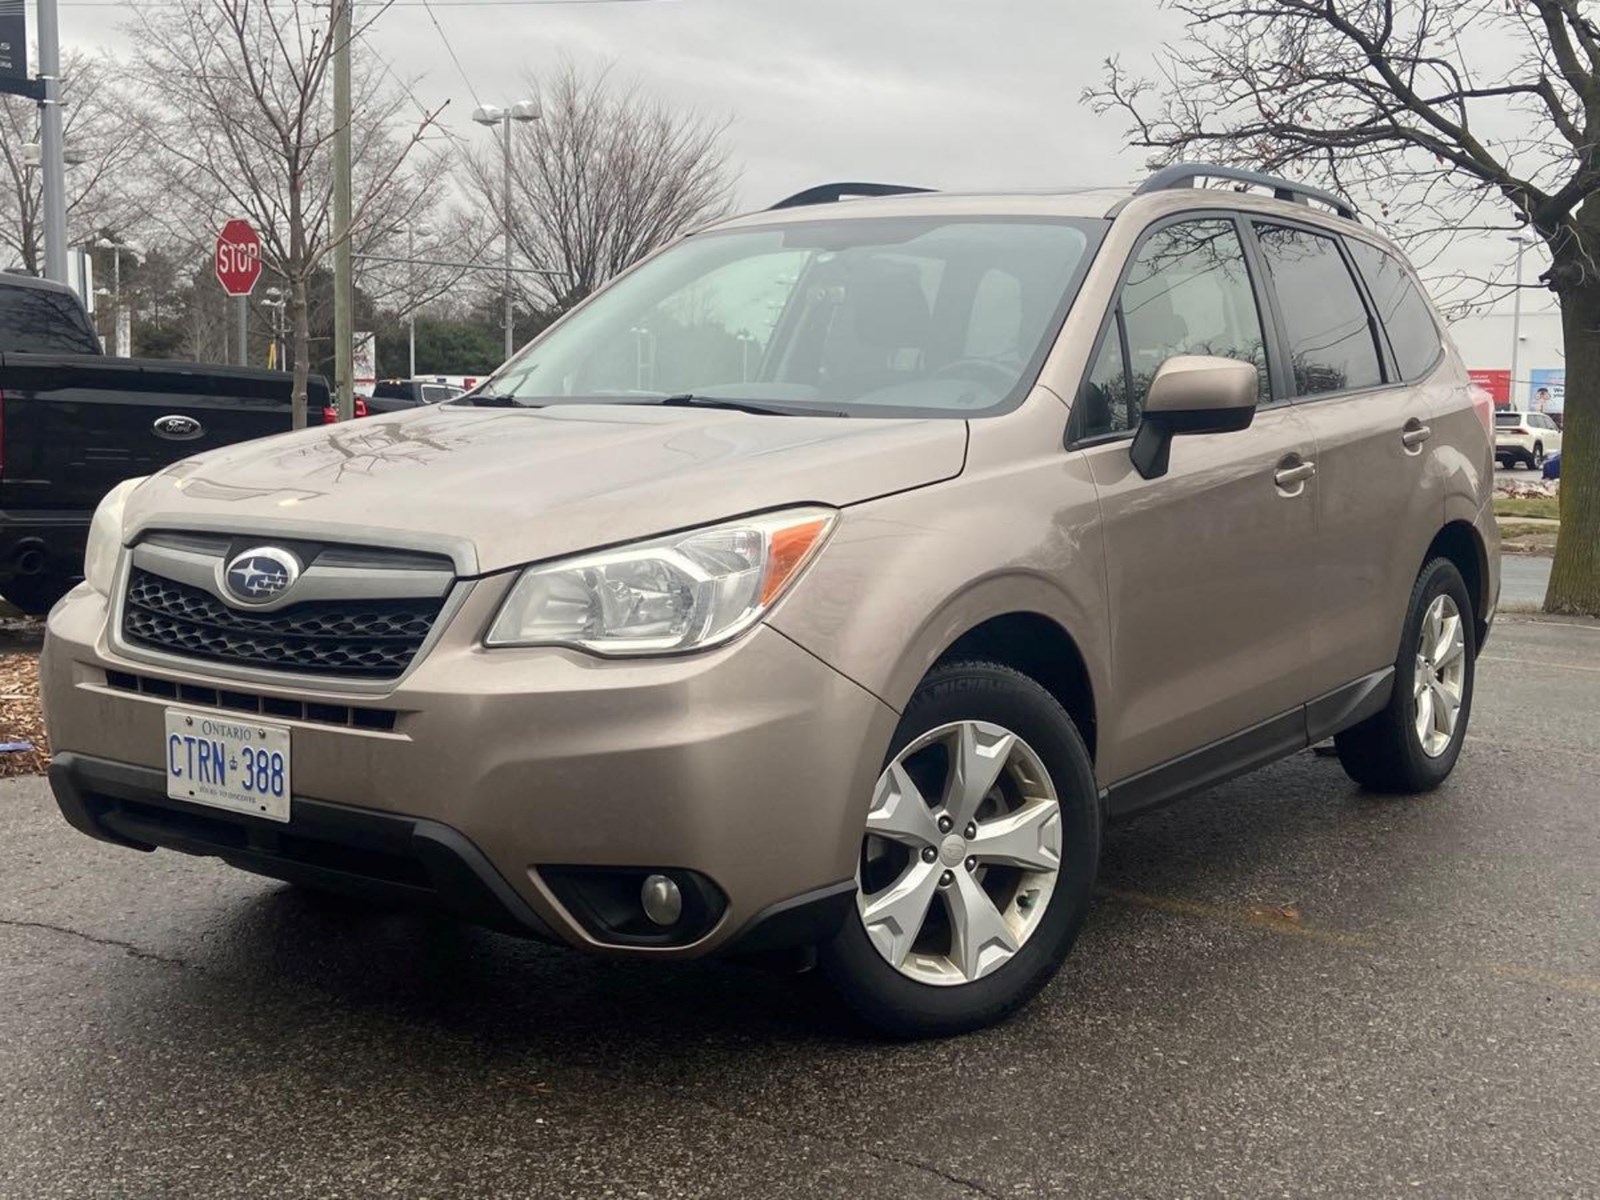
left=857, top=720, right=1062, bottom=986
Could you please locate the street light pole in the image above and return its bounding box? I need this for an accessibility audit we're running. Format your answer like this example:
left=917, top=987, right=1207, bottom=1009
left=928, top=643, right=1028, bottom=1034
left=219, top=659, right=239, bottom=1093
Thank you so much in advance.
left=332, top=0, right=355, bottom=419
left=472, top=99, right=540, bottom=363
left=502, top=115, right=513, bottom=361
left=1508, top=233, right=1531, bottom=409
left=408, top=227, right=418, bottom=377
left=37, top=0, right=68, bottom=283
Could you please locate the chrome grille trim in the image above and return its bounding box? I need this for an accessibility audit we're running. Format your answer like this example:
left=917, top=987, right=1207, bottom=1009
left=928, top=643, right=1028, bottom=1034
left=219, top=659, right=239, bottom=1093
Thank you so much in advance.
left=109, top=531, right=472, bottom=693
left=130, top=539, right=454, bottom=613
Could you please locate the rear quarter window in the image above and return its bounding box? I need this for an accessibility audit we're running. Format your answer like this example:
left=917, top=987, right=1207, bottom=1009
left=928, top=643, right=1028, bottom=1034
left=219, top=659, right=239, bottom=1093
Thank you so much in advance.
left=1345, top=239, right=1443, bottom=381
left=1253, top=224, right=1383, bottom=395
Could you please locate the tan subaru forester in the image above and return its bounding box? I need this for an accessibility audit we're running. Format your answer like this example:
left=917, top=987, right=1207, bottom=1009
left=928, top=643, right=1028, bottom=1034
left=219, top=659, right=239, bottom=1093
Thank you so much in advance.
left=42, top=165, right=1499, bottom=1037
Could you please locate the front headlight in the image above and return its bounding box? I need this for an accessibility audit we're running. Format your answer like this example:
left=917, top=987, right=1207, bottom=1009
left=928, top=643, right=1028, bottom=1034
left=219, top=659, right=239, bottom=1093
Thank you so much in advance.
left=83, top=476, right=147, bottom=596
left=485, top=507, right=836, bottom=655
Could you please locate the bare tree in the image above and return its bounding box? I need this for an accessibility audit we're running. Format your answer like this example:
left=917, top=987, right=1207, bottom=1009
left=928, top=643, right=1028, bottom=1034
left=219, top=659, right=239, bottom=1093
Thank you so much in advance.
left=0, top=52, right=145, bottom=273
left=125, top=0, right=442, bottom=426
left=459, top=62, right=737, bottom=316
left=1087, top=0, right=1600, bottom=616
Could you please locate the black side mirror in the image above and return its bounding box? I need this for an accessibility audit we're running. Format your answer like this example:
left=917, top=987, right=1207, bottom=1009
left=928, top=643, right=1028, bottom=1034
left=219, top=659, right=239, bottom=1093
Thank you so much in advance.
left=1130, top=355, right=1259, bottom=480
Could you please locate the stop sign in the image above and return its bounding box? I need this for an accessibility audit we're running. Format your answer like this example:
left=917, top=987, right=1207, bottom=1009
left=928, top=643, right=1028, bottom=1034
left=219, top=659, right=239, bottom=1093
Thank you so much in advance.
left=215, top=219, right=263, bottom=296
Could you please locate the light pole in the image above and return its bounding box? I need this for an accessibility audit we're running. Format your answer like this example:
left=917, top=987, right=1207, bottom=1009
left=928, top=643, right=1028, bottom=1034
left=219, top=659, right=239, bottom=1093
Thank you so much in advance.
left=1508, top=232, right=1533, bottom=409
left=471, top=99, right=540, bottom=362
left=36, top=0, right=68, bottom=282
left=93, top=236, right=135, bottom=356
left=262, top=288, right=286, bottom=370
left=406, top=224, right=432, bottom=378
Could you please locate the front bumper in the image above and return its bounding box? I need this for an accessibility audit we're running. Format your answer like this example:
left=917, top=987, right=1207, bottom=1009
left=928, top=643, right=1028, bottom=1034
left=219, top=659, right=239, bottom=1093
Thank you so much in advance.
left=40, top=580, right=896, bottom=957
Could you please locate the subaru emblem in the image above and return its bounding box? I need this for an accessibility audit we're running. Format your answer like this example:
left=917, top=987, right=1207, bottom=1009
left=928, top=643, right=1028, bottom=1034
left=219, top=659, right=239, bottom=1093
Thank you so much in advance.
left=223, top=546, right=301, bottom=605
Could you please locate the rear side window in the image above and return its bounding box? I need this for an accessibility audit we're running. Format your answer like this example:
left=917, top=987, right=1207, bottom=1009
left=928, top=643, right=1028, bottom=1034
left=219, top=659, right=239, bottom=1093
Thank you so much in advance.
left=0, top=283, right=101, bottom=355
left=1346, top=239, right=1442, bottom=380
left=1254, top=225, right=1383, bottom=396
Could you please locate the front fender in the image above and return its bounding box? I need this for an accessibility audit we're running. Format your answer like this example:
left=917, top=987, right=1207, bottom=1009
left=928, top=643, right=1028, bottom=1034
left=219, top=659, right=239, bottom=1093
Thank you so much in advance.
left=766, top=457, right=1110, bottom=722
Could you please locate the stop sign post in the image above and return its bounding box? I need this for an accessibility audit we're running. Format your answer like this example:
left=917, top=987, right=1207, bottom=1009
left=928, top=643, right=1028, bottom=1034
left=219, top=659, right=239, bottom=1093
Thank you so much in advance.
left=215, top=219, right=262, bottom=366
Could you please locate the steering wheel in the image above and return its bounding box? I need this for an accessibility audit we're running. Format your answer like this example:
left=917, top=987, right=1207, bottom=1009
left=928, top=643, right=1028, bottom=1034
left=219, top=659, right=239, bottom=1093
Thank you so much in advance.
left=931, top=357, right=1018, bottom=392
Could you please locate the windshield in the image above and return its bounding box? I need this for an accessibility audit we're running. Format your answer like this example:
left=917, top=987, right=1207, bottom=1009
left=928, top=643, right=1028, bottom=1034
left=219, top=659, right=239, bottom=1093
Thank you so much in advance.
left=474, top=216, right=1102, bottom=417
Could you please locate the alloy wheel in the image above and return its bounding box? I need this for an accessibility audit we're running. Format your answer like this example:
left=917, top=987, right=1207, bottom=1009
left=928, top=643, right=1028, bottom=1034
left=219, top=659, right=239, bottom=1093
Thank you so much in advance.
left=856, top=720, right=1063, bottom=986
left=1413, top=593, right=1467, bottom=758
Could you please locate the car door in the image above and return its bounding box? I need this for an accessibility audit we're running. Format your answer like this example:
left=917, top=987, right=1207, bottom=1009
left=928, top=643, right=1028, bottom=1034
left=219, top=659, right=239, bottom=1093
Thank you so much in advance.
left=1073, top=214, right=1320, bottom=793
left=1259, top=227, right=1446, bottom=701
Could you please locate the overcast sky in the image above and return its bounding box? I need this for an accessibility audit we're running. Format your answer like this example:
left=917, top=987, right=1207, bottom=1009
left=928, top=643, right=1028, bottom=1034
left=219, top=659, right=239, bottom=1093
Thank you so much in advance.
left=62, top=0, right=1546, bottom=313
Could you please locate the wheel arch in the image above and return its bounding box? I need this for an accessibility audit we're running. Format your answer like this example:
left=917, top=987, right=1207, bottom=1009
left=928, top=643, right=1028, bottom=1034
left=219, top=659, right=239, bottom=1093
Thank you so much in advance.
left=1426, top=519, right=1490, bottom=646
left=928, top=611, right=1099, bottom=763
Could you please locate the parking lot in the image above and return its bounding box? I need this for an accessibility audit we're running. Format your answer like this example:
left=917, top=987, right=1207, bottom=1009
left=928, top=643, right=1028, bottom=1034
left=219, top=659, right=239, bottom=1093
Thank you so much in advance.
left=0, top=614, right=1595, bottom=1199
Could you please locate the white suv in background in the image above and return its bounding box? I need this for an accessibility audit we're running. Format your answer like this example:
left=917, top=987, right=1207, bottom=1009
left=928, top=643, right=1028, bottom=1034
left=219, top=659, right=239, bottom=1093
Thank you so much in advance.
left=1495, top=410, right=1562, bottom=469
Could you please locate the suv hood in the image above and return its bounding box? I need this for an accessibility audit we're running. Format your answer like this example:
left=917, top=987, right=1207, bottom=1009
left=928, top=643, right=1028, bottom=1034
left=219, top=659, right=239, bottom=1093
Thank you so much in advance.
left=123, top=404, right=969, bottom=574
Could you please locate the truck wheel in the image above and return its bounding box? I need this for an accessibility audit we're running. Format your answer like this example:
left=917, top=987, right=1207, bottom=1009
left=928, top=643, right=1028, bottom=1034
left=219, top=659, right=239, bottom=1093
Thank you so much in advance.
left=2, top=572, right=75, bottom=616
left=1335, top=558, right=1475, bottom=794
left=820, top=661, right=1101, bottom=1038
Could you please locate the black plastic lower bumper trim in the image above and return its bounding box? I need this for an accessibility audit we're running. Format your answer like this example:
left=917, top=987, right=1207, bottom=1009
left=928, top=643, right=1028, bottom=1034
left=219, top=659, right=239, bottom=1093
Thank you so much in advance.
left=720, top=879, right=857, bottom=957
left=47, top=752, right=557, bottom=942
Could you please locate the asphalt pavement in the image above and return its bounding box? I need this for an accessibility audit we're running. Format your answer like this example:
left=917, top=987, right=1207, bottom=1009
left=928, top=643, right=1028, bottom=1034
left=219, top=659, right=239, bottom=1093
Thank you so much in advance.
left=2, top=616, right=1598, bottom=1199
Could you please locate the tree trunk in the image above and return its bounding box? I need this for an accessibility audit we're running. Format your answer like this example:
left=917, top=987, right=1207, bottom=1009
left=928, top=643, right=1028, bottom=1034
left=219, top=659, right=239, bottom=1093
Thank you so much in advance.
left=290, top=276, right=311, bottom=430
left=1544, top=281, right=1600, bottom=615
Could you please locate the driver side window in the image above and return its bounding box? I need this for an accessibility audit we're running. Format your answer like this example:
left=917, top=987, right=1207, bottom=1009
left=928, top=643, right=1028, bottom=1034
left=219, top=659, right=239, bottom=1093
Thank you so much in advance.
left=1078, top=218, right=1268, bottom=438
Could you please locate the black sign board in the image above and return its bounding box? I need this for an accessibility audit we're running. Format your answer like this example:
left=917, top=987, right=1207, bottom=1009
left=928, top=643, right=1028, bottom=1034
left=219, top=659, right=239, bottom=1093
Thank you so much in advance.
left=0, top=0, right=24, bottom=82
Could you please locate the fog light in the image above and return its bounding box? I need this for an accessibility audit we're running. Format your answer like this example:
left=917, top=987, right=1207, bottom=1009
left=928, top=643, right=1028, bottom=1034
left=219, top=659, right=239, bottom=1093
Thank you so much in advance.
left=641, top=874, right=683, bottom=926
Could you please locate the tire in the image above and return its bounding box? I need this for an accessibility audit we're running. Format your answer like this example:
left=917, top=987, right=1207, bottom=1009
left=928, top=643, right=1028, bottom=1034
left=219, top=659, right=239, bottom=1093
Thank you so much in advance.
left=1532, top=443, right=1545, bottom=469
left=1, top=571, right=74, bottom=616
left=820, top=661, right=1101, bottom=1038
left=1335, top=558, right=1476, bottom=794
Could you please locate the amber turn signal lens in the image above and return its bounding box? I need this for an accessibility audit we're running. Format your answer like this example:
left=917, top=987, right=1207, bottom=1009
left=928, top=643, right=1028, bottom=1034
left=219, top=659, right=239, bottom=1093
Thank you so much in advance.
left=761, top=517, right=833, bottom=605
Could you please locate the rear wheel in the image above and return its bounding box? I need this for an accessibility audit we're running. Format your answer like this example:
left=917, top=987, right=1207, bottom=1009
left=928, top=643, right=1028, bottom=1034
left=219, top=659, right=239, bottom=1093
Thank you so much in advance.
left=820, top=661, right=1100, bottom=1038
left=1531, top=443, right=1546, bottom=469
left=1335, top=558, right=1475, bottom=793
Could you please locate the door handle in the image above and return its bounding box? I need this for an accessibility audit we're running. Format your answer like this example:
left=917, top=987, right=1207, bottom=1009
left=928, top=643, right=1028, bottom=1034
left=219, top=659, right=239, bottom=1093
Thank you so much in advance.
left=1273, top=459, right=1317, bottom=490
left=1401, top=422, right=1432, bottom=449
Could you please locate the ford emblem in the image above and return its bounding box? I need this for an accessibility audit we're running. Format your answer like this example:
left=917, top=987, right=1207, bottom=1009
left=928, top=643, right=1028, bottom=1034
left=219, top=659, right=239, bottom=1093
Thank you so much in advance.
left=223, top=547, right=301, bottom=605
left=152, top=414, right=204, bottom=441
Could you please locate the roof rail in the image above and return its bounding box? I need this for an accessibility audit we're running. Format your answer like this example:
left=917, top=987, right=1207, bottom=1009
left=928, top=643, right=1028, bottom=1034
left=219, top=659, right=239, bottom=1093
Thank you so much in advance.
left=1135, top=163, right=1358, bottom=222
left=769, top=182, right=934, bottom=211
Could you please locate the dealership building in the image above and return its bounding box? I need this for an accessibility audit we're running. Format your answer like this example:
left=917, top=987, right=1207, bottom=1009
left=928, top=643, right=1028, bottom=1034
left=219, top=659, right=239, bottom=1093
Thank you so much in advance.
left=1445, top=304, right=1565, bottom=415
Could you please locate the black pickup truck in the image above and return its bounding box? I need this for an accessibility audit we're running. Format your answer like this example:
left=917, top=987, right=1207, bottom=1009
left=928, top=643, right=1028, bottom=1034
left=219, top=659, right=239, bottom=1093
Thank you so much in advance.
left=0, top=274, right=329, bottom=614
left=366, top=377, right=466, bottom=415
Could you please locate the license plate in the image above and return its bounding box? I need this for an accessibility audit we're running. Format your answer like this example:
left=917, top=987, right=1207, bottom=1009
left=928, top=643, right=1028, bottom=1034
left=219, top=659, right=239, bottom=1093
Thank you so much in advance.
left=164, top=708, right=292, bottom=822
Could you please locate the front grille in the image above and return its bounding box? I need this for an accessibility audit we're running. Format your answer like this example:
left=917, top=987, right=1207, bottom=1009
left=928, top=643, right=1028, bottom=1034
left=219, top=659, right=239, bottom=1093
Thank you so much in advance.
left=121, top=569, right=445, bottom=680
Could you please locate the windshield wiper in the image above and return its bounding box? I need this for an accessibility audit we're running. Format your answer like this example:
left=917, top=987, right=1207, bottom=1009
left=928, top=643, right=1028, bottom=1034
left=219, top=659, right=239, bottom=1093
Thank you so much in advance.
left=657, top=393, right=849, bottom=418
left=455, top=392, right=526, bottom=408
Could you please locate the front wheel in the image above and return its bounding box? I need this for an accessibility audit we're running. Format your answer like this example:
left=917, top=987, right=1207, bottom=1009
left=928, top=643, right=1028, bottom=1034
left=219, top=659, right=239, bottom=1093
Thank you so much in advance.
left=820, top=661, right=1101, bottom=1038
left=1335, top=558, right=1475, bottom=793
